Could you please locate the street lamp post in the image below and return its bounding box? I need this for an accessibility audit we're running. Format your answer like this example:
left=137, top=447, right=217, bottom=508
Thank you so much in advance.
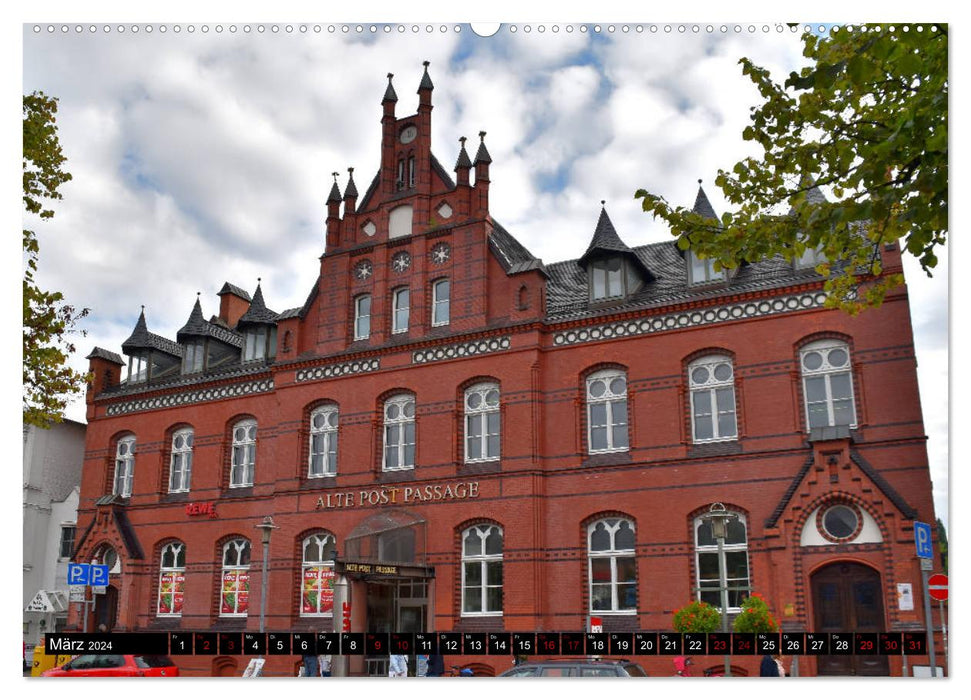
left=703, top=503, right=737, bottom=678
left=255, top=516, right=279, bottom=636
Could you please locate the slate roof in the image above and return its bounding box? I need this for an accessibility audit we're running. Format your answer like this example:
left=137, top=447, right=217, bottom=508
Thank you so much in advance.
left=356, top=154, right=455, bottom=213
left=177, top=298, right=244, bottom=348
left=474, top=135, right=492, bottom=165
left=578, top=208, right=634, bottom=266
left=489, top=221, right=546, bottom=275
left=327, top=179, right=343, bottom=204
left=545, top=238, right=824, bottom=321
left=692, top=185, right=719, bottom=221
left=383, top=73, right=398, bottom=102
left=454, top=139, right=473, bottom=170
left=344, top=168, right=359, bottom=199
left=121, top=309, right=183, bottom=358
left=418, top=62, right=434, bottom=91
left=86, top=347, right=125, bottom=365
left=218, top=282, right=252, bottom=302
left=237, top=284, right=279, bottom=325
left=430, top=154, right=456, bottom=189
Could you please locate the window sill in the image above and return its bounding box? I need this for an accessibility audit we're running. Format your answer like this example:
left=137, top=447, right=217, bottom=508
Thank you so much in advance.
left=460, top=612, right=504, bottom=618
left=588, top=610, right=638, bottom=616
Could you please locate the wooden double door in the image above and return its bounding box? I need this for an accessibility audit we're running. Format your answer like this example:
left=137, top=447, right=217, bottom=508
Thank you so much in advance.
left=811, top=562, right=890, bottom=676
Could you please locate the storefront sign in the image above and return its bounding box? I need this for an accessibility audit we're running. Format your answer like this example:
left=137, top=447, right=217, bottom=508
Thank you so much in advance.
left=315, top=481, right=479, bottom=510
left=185, top=502, right=218, bottom=518
left=343, top=562, right=399, bottom=575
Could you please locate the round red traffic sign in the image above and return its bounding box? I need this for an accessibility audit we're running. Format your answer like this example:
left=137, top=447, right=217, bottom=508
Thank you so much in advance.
left=928, top=573, right=948, bottom=601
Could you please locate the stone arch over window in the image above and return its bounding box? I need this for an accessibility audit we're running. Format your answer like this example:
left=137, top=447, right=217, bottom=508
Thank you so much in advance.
left=300, top=400, right=339, bottom=480
left=161, top=423, right=194, bottom=494
left=685, top=351, right=739, bottom=443
left=583, top=513, right=637, bottom=614
left=456, top=376, right=502, bottom=466
left=91, top=540, right=122, bottom=574
left=105, top=431, right=135, bottom=496
left=795, top=334, right=859, bottom=431
left=430, top=277, right=450, bottom=327
left=215, top=535, right=252, bottom=619
left=795, top=491, right=888, bottom=547
left=112, top=433, right=136, bottom=498
left=580, top=364, right=631, bottom=456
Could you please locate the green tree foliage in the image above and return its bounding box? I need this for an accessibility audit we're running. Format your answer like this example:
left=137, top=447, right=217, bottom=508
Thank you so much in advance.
left=636, top=24, right=947, bottom=313
left=672, top=600, right=722, bottom=633
left=937, top=517, right=948, bottom=574
left=23, top=91, right=89, bottom=427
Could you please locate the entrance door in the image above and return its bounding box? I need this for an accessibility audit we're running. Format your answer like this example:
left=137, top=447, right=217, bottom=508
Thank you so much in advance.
left=94, top=585, right=118, bottom=631
left=811, top=562, right=890, bottom=676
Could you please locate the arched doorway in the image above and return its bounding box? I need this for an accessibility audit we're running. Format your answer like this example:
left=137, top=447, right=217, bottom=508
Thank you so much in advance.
left=93, top=585, right=118, bottom=631
left=810, top=562, right=889, bottom=676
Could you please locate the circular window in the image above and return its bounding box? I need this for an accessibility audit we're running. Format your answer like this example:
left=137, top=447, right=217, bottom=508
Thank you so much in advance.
left=588, top=379, right=606, bottom=398
left=713, top=363, right=733, bottom=381
left=828, top=348, right=848, bottom=367
left=820, top=504, right=861, bottom=541
left=803, top=351, right=823, bottom=370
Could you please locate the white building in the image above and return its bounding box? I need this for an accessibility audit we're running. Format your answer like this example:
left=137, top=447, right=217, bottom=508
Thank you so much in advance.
left=23, top=420, right=85, bottom=656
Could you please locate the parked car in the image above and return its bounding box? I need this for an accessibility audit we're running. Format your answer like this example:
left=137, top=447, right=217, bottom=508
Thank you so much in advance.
left=42, top=654, right=180, bottom=677
left=498, top=659, right=648, bottom=677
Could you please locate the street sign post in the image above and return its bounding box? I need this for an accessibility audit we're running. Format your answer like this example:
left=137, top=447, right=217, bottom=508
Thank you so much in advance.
left=67, top=563, right=90, bottom=586
left=90, top=565, right=109, bottom=586
left=914, top=521, right=938, bottom=677
left=928, top=574, right=948, bottom=601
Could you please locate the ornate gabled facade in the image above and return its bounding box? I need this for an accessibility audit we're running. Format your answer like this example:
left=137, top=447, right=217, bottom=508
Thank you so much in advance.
left=72, top=65, right=941, bottom=678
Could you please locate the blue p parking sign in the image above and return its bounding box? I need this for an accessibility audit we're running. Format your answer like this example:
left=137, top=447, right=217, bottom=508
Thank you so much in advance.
left=67, top=563, right=90, bottom=585
left=90, top=565, right=110, bottom=586
left=914, top=521, right=933, bottom=559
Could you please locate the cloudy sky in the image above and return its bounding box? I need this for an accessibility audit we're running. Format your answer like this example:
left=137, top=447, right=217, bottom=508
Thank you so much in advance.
left=20, top=19, right=948, bottom=531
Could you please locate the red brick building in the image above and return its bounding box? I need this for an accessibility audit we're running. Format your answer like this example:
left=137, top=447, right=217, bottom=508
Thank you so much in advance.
left=71, top=64, right=942, bottom=677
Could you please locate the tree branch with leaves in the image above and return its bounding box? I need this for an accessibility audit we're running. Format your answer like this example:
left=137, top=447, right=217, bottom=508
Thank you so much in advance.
left=23, top=91, right=90, bottom=427
left=636, top=25, right=947, bottom=314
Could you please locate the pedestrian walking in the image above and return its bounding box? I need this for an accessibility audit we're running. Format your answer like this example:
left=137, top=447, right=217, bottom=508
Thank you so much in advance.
left=426, top=653, right=445, bottom=677
left=389, top=653, right=408, bottom=677
left=302, top=653, right=319, bottom=677
left=417, top=654, right=428, bottom=677
left=318, top=654, right=332, bottom=677
left=760, top=653, right=786, bottom=677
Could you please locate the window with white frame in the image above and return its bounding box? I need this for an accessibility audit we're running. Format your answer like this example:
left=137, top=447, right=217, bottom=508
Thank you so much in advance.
left=465, top=383, right=500, bottom=462
left=688, top=250, right=725, bottom=284
left=432, top=279, right=450, bottom=327
left=230, top=420, right=257, bottom=487
left=354, top=295, right=371, bottom=340
left=219, top=539, right=251, bottom=617
left=588, top=518, right=637, bottom=612
left=127, top=352, right=149, bottom=383
left=392, top=288, right=410, bottom=334
left=800, top=340, right=857, bottom=429
left=586, top=370, right=629, bottom=453
left=243, top=327, right=268, bottom=362
left=157, top=541, right=186, bottom=617
left=301, top=533, right=337, bottom=616
left=169, top=428, right=193, bottom=493
left=383, top=394, right=416, bottom=471
left=58, top=524, right=76, bottom=559
left=183, top=339, right=205, bottom=373
left=694, top=512, right=750, bottom=611
left=590, top=258, right=624, bottom=300
left=93, top=544, right=121, bottom=574
left=309, top=405, right=338, bottom=477
left=462, top=524, right=503, bottom=615
left=689, top=356, right=738, bottom=442
left=114, top=435, right=136, bottom=497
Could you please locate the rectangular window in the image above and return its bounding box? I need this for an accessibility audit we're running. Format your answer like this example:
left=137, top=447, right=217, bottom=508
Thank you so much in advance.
left=243, top=328, right=267, bottom=362
left=397, top=159, right=405, bottom=190
left=182, top=340, right=205, bottom=373
left=128, top=353, right=148, bottom=383
left=354, top=295, right=371, bottom=340
left=591, top=259, right=624, bottom=300
left=689, top=250, right=725, bottom=284
left=408, top=156, right=416, bottom=188
left=432, top=280, right=450, bottom=326
left=392, top=288, right=410, bottom=334
left=59, top=525, right=76, bottom=559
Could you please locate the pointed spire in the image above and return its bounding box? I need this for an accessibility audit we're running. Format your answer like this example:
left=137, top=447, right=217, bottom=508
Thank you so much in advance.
left=238, top=279, right=278, bottom=325
left=344, top=167, right=358, bottom=199
left=177, top=294, right=210, bottom=340
left=473, top=130, right=492, bottom=164
left=692, top=179, right=719, bottom=221
left=327, top=172, right=342, bottom=204
left=383, top=72, right=398, bottom=102
left=122, top=306, right=151, bottom=352
left=418, top=60, right=434, bottom=92
left=579, top=205, right=634, bottom=267
left=455, top=136, right=473, bottom=170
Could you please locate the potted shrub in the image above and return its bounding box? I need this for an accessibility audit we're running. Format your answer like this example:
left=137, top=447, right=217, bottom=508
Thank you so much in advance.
left=672, top=600, right=722, bottom=633
left=732, top=593, right=779, bottom=633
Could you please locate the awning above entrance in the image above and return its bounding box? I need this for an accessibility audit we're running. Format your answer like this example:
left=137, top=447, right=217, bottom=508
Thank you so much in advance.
left=344, top=508, right=427, bottom=567
left=335, top=559, right=435, bottom=580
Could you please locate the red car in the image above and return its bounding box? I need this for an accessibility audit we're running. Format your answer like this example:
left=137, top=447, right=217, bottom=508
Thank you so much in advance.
left=42, top=654, right=180, bottom=677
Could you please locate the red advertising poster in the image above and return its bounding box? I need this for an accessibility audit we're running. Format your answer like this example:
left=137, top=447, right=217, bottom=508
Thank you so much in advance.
left=158, top=572, right=174, bottom=614
left=238, top=572, right=250, bottom=613
left=302, top=567, right=335, bottom=614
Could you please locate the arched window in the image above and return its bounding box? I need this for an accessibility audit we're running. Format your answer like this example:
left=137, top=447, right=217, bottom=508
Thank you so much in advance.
left=309, top=405, right=338, bottom=477
left=354, top=295, right=371, bottom=340
left=220, top=539, right=251, bottom=617
left=800, top=340, right=857, bottom=429
left=392, top=288, right=410, bottom=334
left=587, top=518, right=636, bottom=612
left=432, top=279, right=450, bottom=327
left=586, top=370, right=629, bottom=454
left=114, top=435, right=136, bottom=497
left=465, top=383, right=500, bottom=463
left=230, top=420, right=257, bottom=487
left=157, top=542, right=186, bottom=617
left=688, top=356, right=737, bottom=442
left=694, top=511, right=750, bottom=611
left=92, top=544, right=121, bottom=574
left=383, top=394, right=416, bottom=471
left=301, top=533, right=336, bottom=617
left=169, top=428, right=194, bottom=493
left=389, top=204, right=413, bottom=239
left=462, top=525, right=503, bottom=615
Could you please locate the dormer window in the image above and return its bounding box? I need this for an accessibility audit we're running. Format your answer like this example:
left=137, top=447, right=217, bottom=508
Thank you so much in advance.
left=795, top=245, right=827, bottom=270
left=183, top=339, right=205, bottom=374
left=243, top=327, right=268, bottom=362
left=128, top=352, right=148, bottom=383
left=688, top=250, right=725, bottom=284
left=590, top=258, right=625, bottom=301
